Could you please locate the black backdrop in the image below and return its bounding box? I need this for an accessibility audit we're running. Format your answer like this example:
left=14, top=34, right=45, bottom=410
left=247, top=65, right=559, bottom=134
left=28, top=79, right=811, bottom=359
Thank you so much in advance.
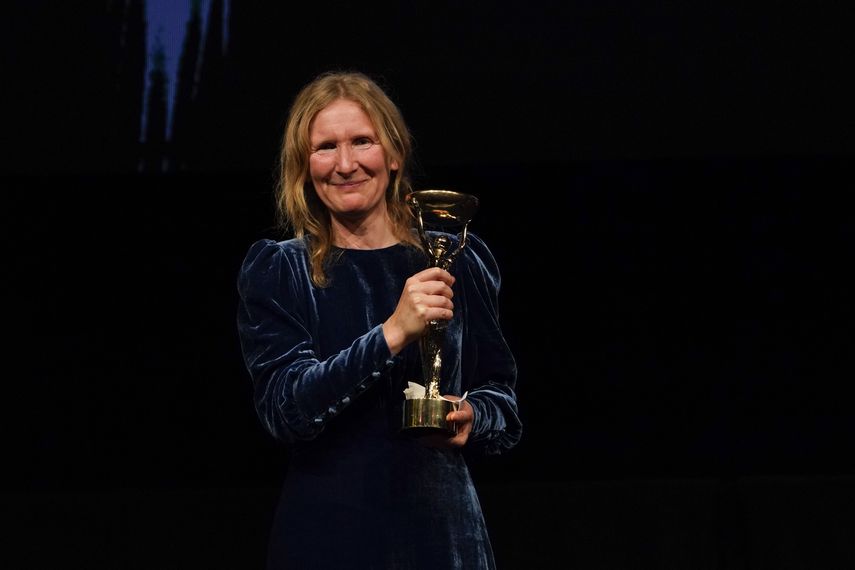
left=5, top=2, right=855, bottom=568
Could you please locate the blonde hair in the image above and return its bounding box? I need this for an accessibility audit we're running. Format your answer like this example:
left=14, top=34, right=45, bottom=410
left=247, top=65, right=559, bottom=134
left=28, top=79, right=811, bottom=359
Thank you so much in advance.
left=276, top=71, right=419, bottom=286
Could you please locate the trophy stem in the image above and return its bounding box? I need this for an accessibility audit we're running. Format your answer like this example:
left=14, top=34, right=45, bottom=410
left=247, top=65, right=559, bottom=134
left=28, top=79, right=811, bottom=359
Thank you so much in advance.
left=420, top=322, right=444, bottom=400
left=402, top=320, right=455, bottom=436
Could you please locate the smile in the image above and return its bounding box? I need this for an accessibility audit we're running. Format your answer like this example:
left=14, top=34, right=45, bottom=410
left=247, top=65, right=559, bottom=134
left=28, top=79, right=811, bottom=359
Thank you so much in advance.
left=331, top=179, right=368, bottom=188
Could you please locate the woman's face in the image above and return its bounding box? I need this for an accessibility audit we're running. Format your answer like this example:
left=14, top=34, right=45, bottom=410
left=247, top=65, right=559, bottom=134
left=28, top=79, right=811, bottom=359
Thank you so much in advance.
left=308, top=98, right=398, bottom=222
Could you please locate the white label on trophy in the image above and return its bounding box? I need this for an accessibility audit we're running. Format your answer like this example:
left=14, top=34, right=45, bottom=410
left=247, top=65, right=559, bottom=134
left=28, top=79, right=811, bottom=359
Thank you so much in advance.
left=403, top=381, right=426, bottom=400
left=403, top=381, right=467, bottom=403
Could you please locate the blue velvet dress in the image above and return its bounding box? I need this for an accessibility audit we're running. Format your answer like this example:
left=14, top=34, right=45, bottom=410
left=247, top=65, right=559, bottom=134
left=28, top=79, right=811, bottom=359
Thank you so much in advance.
left=237, top=232, right=521, bottom=569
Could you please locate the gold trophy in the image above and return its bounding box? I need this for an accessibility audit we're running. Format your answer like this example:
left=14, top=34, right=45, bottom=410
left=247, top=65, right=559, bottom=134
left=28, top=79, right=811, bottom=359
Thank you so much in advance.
left=402, top=190, right=479, bottom=436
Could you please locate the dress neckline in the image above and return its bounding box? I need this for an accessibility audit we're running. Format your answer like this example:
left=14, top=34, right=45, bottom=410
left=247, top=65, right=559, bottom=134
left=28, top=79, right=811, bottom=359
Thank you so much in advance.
left=332, top=242, right=407, bottom=254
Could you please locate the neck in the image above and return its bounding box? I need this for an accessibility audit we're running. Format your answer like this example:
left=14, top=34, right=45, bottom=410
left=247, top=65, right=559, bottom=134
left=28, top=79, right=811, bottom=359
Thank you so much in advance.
left=330, top=211, right=398, bottom=250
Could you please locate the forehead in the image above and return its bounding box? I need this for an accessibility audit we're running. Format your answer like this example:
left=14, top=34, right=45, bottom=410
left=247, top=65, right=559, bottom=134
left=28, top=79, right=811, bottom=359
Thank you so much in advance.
left=310, top=99, right=377, bottom=138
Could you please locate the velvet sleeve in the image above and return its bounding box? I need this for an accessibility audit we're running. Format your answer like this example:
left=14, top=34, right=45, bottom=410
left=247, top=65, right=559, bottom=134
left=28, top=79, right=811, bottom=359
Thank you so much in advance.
left=236, top=239, right=396, bottom=445
left=457, top=233, right=523, bottom=455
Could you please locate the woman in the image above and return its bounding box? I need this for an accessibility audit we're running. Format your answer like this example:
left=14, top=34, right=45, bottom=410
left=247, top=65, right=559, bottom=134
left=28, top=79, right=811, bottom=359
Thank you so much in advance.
left=237, top=71, right=521, bottom=569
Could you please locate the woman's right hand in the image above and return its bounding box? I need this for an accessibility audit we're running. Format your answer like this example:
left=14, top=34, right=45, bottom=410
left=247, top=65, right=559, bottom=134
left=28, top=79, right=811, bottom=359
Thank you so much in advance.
left=382, top=267, right=455, bottom=355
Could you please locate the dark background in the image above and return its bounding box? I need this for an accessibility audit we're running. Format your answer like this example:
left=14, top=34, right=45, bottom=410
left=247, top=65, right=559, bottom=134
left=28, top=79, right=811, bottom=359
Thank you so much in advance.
left=4, top=2, right=855, bottom=568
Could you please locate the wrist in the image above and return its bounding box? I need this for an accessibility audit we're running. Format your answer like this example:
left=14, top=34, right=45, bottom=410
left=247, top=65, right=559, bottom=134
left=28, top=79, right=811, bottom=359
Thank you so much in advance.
left=381, top=321, right=405, bottom=356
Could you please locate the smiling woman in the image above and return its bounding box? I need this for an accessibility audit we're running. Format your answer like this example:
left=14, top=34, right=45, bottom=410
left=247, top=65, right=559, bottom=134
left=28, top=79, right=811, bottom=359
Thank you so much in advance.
left=236, top=70, right=522, bottom=569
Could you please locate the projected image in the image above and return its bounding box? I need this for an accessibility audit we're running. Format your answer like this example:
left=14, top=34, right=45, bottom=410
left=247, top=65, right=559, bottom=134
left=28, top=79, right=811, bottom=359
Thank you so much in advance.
left=133, top=1, right=231, bottom=172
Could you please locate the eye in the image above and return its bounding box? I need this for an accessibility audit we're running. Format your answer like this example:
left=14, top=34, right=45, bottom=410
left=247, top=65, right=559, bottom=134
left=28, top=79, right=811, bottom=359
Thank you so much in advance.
left=313, top=142, right=337, bottom=155
left=352, top=137, right=376, bottom=151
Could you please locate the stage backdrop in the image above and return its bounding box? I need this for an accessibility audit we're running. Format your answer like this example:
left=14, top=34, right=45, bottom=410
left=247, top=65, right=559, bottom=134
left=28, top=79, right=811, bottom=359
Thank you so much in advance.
left=4, top=2, right=854, bottom=568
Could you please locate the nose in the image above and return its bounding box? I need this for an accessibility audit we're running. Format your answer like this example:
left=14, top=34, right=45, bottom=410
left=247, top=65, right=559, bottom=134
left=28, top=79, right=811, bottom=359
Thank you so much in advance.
left=334, top=144, right=357, bottom=173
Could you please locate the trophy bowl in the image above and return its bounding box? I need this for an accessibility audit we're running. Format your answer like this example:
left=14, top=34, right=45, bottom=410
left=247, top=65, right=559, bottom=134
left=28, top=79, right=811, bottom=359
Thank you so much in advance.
left=407, top=190, right=479, bottom=228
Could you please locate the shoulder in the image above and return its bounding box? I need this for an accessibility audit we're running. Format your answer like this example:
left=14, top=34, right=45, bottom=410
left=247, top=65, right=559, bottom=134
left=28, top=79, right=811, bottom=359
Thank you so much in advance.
left=245, top=237, right=307, bottom=257
left=462, top=232, right=493, bottom=258
left=430, top=231, right=500, bottom=291
left=460, top=232, right=498, bottom=273
left=238, top=237, right=310, bottom=288
left=422, top=230, right=491, bottom=254
left=242, top=237, right=307, bottom=267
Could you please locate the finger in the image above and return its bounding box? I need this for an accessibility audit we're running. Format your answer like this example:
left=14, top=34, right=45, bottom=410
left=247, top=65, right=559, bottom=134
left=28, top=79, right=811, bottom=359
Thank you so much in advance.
left=415, top=267, right=455, bottom=286
left=411, top=294, right=453, bottom=319
left=446, top=430, right=468, bottom=448
left=418, top=280, right=455, bottom=298
left=404, top=282, right=453, bottom=305
left=447, top=412, right=471, bottom=425
left=436, top=307, right=455, bottom=321
left=422, top=293, right=453, bottom=311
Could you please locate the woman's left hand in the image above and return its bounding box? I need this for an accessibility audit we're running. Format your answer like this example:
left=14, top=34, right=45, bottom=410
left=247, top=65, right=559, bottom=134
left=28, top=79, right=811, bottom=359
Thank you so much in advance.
left=417, top=399, right=474, bottom=449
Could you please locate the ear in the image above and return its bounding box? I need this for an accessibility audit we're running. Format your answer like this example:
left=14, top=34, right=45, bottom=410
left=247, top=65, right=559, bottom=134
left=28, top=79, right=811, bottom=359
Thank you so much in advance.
left=389, top=158, right=400, bottom=171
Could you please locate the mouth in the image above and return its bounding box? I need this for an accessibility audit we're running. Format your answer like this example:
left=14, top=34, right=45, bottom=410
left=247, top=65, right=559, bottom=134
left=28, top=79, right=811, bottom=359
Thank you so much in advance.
left=331, top=179, right=368, bottom=189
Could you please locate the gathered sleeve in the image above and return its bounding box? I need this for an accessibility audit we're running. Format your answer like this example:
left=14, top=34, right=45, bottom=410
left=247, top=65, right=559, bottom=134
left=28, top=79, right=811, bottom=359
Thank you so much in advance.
left=236, top=239, right=396, bottom=445
left=456, top=233, right=523, bottom=455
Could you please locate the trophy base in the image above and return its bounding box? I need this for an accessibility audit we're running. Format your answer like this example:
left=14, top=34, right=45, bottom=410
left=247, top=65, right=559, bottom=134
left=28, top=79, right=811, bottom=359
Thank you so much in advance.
left=402, top=398, right=458, bottom=436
